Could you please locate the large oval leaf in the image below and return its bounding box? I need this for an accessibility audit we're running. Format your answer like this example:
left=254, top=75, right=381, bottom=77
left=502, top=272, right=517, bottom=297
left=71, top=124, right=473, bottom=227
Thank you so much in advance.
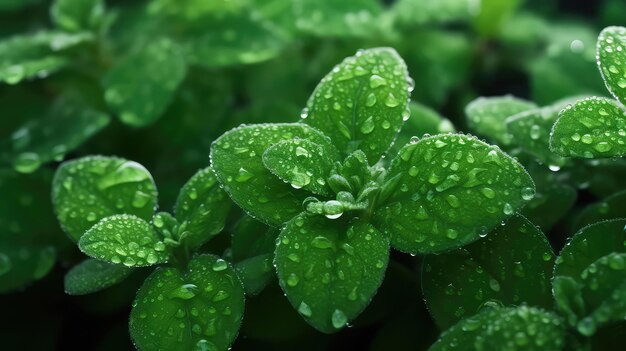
left=302, top=47, right=411, bottom=163
left=274, top=213, right=389, bottom=333
left=52, top=156, right=158, bottom=242
left=374, top=134, right=535, bottom=254
left=130, top=255, right=244, bottom=351
left=210, top=123, right=339, bottom=226
left=429, top=306, right=565, bottom=351
left=423, top=214, right=555, bottom=329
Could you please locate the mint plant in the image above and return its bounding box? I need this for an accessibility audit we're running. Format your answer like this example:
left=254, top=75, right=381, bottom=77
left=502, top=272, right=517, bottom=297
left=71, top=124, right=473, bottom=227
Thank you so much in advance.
left=211, top=47, right=535, bottom=332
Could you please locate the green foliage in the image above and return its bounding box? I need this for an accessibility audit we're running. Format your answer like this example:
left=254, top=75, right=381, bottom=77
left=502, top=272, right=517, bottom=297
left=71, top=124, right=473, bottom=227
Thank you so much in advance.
left=465, top=95, right=537, bottom=145
left=50, top=0, right=104, bottom=33
left=64, top=258, right=134, bottom=295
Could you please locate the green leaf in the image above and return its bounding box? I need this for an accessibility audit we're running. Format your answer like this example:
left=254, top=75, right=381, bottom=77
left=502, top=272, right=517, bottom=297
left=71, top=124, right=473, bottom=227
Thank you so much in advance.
left=64, top=258, right=134, bottom=295
left=263, top=138, right=339, bottom=196
left=374, top=134, right=535, bottom=254
left=52, top=156, right=158, bottom=242
left=129, top=255, right=244, bottom=351
left=174, top=167, right=231, bottom=250
left=79, top=214, right=169, bottom=267
left=231, top=215, right=278, bottom=262
left=574, top=189, right=626, bottom=230
left=274, top=213, right=389, bottom=333
left=429, top=306, right=565, bottom=351
left=103, top=38, right=186, bottom=127
left=51, top=0, right=104, bottom=32
left=234, top=253, right=273, bottom=296
left=303, top=47, right=411, bottom=162
left=597, top=26, right=626, bottom=106
left=391, top=101, right=455, bottom=154
left=472, top=0, right=521, bottom=37
left=550, top=96, right=626, bottom=158
left=211, top=123, right=337, bottom=226
left=0, top=31, right=92, bottom=85
left=9, top=95, right=110, bottom=174
left=554, top=219, right=626, bottom=281
left=465, top=95, right=537, bottom=145
left=422, top=214, right=555, bottom=329
left=293, top=0, right=383, bottom=38
left=0, top=171, right=60, bottom=293
left=392, top=0, right=472, bottom=27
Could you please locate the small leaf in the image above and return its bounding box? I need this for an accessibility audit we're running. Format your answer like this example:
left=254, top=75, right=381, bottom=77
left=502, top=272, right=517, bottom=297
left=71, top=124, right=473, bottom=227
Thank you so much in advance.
left=429, top=306, right=565, bottom=351
left=574, top=189, right=626, bottom=230
left=274, top=213, right=389, bottom=333
left=465, top=95, right=537, bottom=145
left=234, top=254, right=273, bottom=296
left=0, top=31, right=92, bottom=85
left=597, top=26, right=626, bottom=106
left=550, top=96, right=626, bottom=158
left=79, top=214, right=168, bottom=267
left=422, top=214, right=555, bottom=329
left=103, top=38, right=186, bottom=127
left=303, top=47, right=411, bottom=162
left=211, top=123, right=337, bottom=226
left=129, top=255, right=244, bottom=351
left=52, top=156, right=158, bottom=242
left=263, top=138, right=339, bottom=196
left=64, top=258, right=134, bottom=295
left=9, top=94, right=110, bottom=173
left=553, top=276, right=585, bottom=327
left=231, top=215, right=278, bottom=262
left=293, top=0, right=383, bottom=38
left=374, top=134, right=535, bottom=254
left=174, top=167, right=231, bottom=250
left=51, top=0, right=104, bottom=32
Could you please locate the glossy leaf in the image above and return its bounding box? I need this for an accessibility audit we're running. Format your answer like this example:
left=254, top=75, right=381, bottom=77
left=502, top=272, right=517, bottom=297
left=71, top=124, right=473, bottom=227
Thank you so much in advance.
left=211, top=123, right=337, bottom=226
left=465, top=95, right=537, bottom=145
left=274, top=213, right=389, bottom=333
left=550, top=96, right=626, bottom=158
left=79, top=214, right=169, bottom=267
left=103, top=38, right=186, bottom=127
left=597, top=26, right=626, bottom=106
left=234, top=253, right=273, bottom=296
left=293, top=0, right=383, bottom=38
left=9, top=95, right=110, bottom=174
left=263, top=138, right=338, bottom=196
left=174, top=167, right=231, bottom=250
left=574, top=189, right=626, bottom=230
left=129, top=255, right=244, bottom=351
left=423, top=215, right=555, bottom=329
left=303, top=47, right=411, bottom=162
left=374, top=134, right=535, bottom=254
left=429, top=306, right=565, bottom=351
left=0, top=31, right=91, bottom=84
left=51, top=0, right=104, bottom=32
left=64, top=258, right=134, bottom=295
left=52, top=156, right=158, bottom=242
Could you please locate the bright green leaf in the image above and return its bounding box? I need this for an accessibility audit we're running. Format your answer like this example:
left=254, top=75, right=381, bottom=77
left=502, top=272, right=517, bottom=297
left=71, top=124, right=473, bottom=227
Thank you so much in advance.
left=129, top=255, right=244, bottom=351
left=64, top=258, right=134, bottom=295
left=293, top=0, right=383, bottom=38
left=0, top=31, right=91, bottom=85
left=103, top=38, right=186, bottom=127
left=574, top=189, right=626, bottom=230
left=597, top=26, right=626, bottom=106
left=211, top=123, right=337, bottom=226
left=374, top=134, right=535, bottom=254
left=51, top=0, right=104, bottom=32
left=466, top=95, right=537, bottom=145
left=274, top=213, right=389, bottom=333
left=472, top=0, right=521, bottom=37
left=550, top=96, right=626, bottom=158
left=174, top=167, right=231, bottom=250
left=234, top=253, right=273, bottom=296
left=263, top=138, right=340, bottom=196
left=9, top=95, right=110, bottom=174
left=429, top=306, right=565, bottom=351
left=303, top=47, right=411, bottom=162
left=79, top=214, right=169, bottom=267
left=52, top=156, right=157, bottom=242
left=423, top=214, right=555, bottom=329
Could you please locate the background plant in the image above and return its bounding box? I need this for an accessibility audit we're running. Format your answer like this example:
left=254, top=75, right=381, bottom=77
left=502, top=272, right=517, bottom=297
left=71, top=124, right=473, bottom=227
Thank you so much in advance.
left=1, top=0, right=626, bottom=350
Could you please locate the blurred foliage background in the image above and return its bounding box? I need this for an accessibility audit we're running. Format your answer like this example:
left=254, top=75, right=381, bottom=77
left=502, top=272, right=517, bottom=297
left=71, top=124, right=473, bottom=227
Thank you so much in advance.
left=1, top=0, right=625, bottom=350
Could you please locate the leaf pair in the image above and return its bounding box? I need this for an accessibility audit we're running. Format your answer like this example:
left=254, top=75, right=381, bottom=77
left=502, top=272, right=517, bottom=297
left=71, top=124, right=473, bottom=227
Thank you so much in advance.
left=551, top=27, right=626, bottom=159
